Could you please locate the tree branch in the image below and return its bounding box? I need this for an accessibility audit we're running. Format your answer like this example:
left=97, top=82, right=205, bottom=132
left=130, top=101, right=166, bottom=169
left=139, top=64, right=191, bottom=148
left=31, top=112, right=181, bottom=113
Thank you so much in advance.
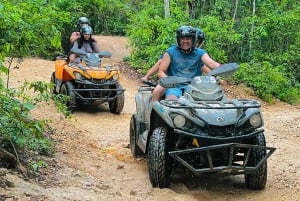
left=0, top=147, right=27, bottom=176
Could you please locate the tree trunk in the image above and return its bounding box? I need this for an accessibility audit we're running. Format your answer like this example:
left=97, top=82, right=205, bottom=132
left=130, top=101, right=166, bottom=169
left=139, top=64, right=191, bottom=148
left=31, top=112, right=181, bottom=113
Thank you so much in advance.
left=164, top=0, right=170, bottom=18
left=188, top=1, right=197, bottom=19
left=232, top=0, right=239, bottom=28
left=249, top=0, right=256, bottom=58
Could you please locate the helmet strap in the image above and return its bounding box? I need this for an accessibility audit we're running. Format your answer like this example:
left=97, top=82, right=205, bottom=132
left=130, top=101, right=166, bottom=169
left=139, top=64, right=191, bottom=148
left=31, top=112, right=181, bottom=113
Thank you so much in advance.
left=180, top=47, right=194, bottom=53
left=198, top=41, right=204, bottom=48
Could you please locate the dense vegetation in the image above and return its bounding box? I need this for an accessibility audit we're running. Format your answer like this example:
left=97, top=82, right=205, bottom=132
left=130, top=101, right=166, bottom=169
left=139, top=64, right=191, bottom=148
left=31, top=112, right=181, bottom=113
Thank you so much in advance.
left=0, top=0, right=70, bottom=170
left=126, top=0, right=300, bottom=104
left=0, top=0, right=299, bottom=170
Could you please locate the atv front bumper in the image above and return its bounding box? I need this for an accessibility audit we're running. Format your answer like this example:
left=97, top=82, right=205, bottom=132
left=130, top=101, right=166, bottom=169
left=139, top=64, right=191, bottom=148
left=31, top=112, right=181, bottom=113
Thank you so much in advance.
left=73, top=88, right=125, bottom=102
left=169, top=143, right=276, bottom=175
left=72, top=79, right=125, bottom=102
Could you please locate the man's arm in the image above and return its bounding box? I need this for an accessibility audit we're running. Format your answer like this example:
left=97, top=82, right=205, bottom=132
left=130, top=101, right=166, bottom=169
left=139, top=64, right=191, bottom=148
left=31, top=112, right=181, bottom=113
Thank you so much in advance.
left=142, top=59, right=161, bottom=81
left=201, top=65, right=211, bottom=75
left=201, top=53, right=221, bottom=69
left=70, top=32, right=81, bottom=44
left=158, top=52, right=171, bottom=78
left=71, top=41, right=79, bottom=50
left=92, top=41, right=100, bottom=53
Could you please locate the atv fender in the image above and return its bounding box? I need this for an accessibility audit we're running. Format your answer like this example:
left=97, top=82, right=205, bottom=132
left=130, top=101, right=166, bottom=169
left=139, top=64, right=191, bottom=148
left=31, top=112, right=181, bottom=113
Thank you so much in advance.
left=151, top=101, right=174, bottom=128
left=55, top=57, right=67, bottom=80
left=135, top=90, right=152, bottom=123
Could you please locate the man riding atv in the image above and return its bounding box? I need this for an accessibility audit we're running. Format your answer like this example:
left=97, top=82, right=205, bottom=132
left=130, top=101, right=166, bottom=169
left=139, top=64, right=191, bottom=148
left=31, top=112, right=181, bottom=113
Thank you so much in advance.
left=130, top=26, right=276, bottom=190
left=152, top=25, right=221, bottom=101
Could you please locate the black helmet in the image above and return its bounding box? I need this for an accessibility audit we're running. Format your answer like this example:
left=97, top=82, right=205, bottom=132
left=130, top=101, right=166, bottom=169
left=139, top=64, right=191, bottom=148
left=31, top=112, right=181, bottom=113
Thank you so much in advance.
left=176, top=26, right=197, bottom=49
left=80, top=25, right=93, bottom=35
left=77, top=17, right=90, bottom=29
left=195, top=28, right=205, bottom=45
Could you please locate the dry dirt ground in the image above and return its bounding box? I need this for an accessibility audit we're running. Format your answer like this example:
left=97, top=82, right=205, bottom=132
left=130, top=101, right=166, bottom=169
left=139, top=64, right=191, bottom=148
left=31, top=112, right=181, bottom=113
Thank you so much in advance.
left=1, top=36, right=300, bottom=201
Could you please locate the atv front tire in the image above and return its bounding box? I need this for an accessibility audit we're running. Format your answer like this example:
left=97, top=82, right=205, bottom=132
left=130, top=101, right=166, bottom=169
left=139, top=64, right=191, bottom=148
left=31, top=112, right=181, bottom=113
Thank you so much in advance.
left=148, top=127, right=173, bottom=188
left=130, top=114, right=143, bottom=158
left=245, top=132, right=267, bottom=190
left=109, top=83, right=124, bottom=114
left=60, top=81, right=76, bottom=111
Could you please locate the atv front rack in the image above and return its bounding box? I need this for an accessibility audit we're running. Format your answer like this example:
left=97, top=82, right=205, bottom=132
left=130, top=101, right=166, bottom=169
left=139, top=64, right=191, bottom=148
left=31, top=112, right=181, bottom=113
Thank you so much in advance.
left=71, top=78, right=125, bottom=102
left=169, top=143, right=276, bottom=175
left=160, top=99, right=261, bottom=109
left=73, top=88, right=125, bottom=102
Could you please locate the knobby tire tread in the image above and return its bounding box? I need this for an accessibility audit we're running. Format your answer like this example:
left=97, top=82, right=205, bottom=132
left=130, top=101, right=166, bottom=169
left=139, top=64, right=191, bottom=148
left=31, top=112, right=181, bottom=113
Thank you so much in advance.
left=109, top=83, right=124, bottom=114
left=130, top=114, right=143, bottom=158
left=245, top=132, right=267, bottom=190
left=148, top=127, right=172, bottom=188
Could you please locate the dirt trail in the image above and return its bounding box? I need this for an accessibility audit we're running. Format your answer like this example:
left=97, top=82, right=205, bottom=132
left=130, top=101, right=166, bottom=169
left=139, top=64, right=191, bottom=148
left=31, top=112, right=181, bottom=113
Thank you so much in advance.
left=0, top=36, right=300, bottom=201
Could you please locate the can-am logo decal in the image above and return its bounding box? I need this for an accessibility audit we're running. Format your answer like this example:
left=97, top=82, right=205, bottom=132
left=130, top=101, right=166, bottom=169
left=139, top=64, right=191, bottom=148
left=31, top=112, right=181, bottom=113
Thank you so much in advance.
left=217, top=116, right=224, bottom=122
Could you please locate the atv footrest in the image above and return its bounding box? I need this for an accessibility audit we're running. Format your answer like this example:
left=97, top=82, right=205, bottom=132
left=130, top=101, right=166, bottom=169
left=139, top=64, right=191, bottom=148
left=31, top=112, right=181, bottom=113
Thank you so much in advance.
left=169, top=143, right=276, bottom=175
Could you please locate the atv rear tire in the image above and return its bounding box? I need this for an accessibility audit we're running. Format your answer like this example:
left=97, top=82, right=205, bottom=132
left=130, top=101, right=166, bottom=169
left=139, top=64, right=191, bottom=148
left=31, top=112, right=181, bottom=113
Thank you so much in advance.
left=50, top=72, right=57, bottom=94
left=130, top=114, right=143, bottom=158
left=109, top=83, right=124, bottom=114
left=148, top=127, right=173, bottom=188
left=60, top=81, right=76, bottom=111
left=245, top=132, right=267, bottom=190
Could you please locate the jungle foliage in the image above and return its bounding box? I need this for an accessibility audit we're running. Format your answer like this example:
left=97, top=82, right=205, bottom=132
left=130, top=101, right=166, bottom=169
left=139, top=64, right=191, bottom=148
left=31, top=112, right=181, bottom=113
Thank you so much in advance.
left=0, top=0, right=69, bottom=169
left=55, top=0, right=133, bottom=54
left=126, top=0, right=300, bottom=104
left=0, top=0, right=299, bottom=168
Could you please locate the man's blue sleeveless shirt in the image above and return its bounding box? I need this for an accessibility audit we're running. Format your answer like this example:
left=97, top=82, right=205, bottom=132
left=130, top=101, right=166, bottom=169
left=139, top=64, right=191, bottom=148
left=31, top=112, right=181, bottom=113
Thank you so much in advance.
left=166, top=46, right=206, bottom=78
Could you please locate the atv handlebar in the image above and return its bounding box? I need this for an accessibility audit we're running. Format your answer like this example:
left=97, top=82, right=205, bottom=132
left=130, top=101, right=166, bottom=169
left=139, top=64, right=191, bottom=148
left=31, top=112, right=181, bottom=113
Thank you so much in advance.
left=158, top=76, right=191, bottom=88
left=206, top=63, right=239, bottom=77
left=142, top=80, right=157, bottom=87
left=70, top=47, right=112, bottom=58
left=142, top=62, right=239, bottom=89
left=98, top=51, right=112, bottom=58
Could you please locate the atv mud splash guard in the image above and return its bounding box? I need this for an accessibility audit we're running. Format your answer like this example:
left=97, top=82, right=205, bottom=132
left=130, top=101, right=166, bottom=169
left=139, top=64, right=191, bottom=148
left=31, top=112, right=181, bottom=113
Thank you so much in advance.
left=169, top=143, right=276, bottom=175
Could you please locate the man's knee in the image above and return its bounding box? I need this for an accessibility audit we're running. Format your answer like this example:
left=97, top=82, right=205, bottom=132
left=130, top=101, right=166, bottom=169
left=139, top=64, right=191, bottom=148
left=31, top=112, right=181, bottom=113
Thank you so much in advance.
left=69, top=54, right=76, bottom=63
left=152, top=85, right=165, bottom=101
left=165, top=94, right=178, bottom=100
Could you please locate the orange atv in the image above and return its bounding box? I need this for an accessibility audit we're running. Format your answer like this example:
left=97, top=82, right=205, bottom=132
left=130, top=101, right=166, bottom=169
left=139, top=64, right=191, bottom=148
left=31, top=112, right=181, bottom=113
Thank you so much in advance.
left=51, top=48, right=125, bottom=114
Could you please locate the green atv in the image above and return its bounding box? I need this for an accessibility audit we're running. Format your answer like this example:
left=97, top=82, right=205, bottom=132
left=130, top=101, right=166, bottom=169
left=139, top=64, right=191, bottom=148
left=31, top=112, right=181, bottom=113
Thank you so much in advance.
left=130, top=63, right=276, bottom=189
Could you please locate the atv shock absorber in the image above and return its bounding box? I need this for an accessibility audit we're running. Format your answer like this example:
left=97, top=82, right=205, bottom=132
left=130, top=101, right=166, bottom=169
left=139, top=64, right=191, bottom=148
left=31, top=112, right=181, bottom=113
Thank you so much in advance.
left=192, top=138, right=200, bottom=147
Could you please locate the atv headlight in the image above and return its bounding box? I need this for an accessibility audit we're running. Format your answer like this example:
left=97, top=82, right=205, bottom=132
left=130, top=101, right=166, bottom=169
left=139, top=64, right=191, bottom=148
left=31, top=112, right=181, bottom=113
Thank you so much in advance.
left=74, top=72, right=82, bottom=80
left=173, top=115, right=186, bottom=128
left=112, top=74, right=119, bottom=80
left=249, top=114, right=262, bottom=127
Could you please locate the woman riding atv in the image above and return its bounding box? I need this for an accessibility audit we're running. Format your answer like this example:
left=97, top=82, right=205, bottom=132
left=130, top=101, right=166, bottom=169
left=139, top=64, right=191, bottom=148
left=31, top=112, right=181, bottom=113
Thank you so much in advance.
left=70, top=16, right=91, bottom=44
left=69, top=25, right=100, bottom=65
